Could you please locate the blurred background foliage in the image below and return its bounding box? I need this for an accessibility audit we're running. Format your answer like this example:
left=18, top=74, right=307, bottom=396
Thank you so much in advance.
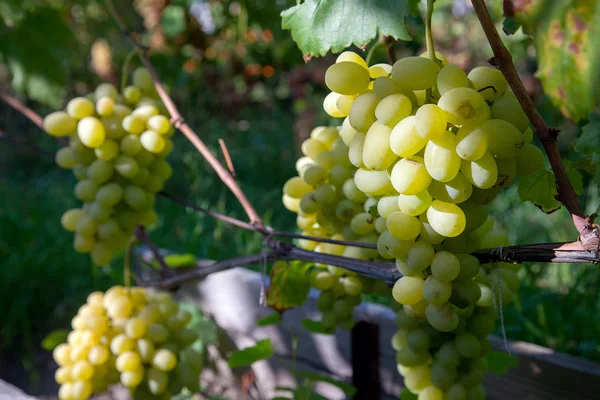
left=0, top=0, right=599, bottom=394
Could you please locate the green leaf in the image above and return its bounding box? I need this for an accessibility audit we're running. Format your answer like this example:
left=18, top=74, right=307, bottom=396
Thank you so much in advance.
left=399, top=389, right=418, bottom=400
left=302, top=318, right=334, bottom=334
left=511, top=1, right=600, bottom=121
left=267, top=261, right=311, bottom=312
left=486, top=351, right=518, bottom=375
left=294, top=371, right=356, bottom=395
left=281, top=0, right=411, bottom=58
left=41, top=328, right=69, bottom=350
left=502, top=17, right=521, bottom=35
left=0, top=7, right=75, bottom=108
left=160, top=5, right=188, bottom=37
left=150, top=253, right=197, bottom=270
left=563, top=160, right=584, bottom=195
left=228, top=339, right=274, bottom=368
left=517, top=169, right=561, bottom=213
left=576, top=111, right=600, bottom=154
left=257, top=313, right=282, bottom=327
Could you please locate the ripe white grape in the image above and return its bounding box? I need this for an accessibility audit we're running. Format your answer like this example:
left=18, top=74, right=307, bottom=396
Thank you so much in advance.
left=78, top=117, right=106, bottom=148
left=44, top=111, right=78, bottom=137
left=375, top=94, right=413, bottom=128
left=491, top=93, right=529, bottom=132
left=325, top=61, right=370, bottom=95
left=354, top=168, right=394, bottom=195
left=437, top=64, right=469, bottom=96
left=424, top=130, right=461, bottom=182
left=390, top=156, right=432, bottom=195
left=393, top=276, right=425, bottom=305
left=397, top=191, right=432, bottom=216
left=362, top=121, right=397, bottom=170
left=467, top=67, right=507, bottom=101
left=391, top=57, right=440, bottom=91
left=427, top=200, right=466, bottom=237
left=437, top=88, right=490, bottom=127
left=455, top=125, right=488, bottom=161
left=415, top=104, right=447, bottom=140
left=480, top=119, right=523, bottom=158
left=349, top=92, right=379, bottom=133
left=389, top=116, right=427, bottom=158
left=386, top=211, right=421, bottom=241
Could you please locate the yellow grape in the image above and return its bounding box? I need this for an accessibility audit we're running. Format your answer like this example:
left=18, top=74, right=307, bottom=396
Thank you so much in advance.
left=67, top=97, right=95, bottom=119
left=386, top=211, right=421, bottom=240
left=368, top=63, right=392, bottom=78
left=390, top=156, right=432, bottom=195
left=424, top=130, right=461, bottom=182
left=349, top=92, right=379, bottom=133
left=415, top=104, right=447, bottom=140
left=152, top=349, right=178, bottom=372
left=116, top=351, right=142, bottom=372
left=455, top=125, right=488, bottom=161
left=392, top=276, right=425, bottom=305
left=389, top=116, right=427, bottom=158
left=96, top=96, right=115, bottom=116
left=120, top=367, right=145, bottom=387
left=53, top=343, right=72, bottom=366
left=391, top=57, right=440, bottom=91
left=44, top=111, right=77, bottom=137
left=77, top=117, right=106, bottom=148
left=140, top=130, right=166, bottom=153
left=353, top=168, right=394, bottom=195
left=460, top=151, right=498, bottom=189
left=336, top=51, right=368, bottom=69
left=71, top=360, right=94, bottom=380
left=323, top=92, right=345, bottom=117
left=437, top=88, right=490, bottom=127
left=398, top=191, right=432, bottom=216
left=325, top=61, right=370, bottom=95
left=426, top=200, right=466, bottom=237
left=375, top=94, right=412, bottom=128
left=362, top=121, right=397, bottom=170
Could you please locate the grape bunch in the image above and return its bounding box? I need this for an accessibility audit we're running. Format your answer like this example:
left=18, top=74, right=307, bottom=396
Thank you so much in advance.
left=43, top=68, right=174, bottom=265
left=282, top=50, right=539, bottom=399
left=53, top=286, right=204, bottom=400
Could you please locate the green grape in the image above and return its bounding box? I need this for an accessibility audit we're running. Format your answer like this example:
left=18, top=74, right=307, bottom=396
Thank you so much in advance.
left=120, top=367, right=144, bottom=388
left=491, top=93, right=529, bottom=132
left=343, top=276, right=363, bottom=296
left=396, top=346, right=429, bottom=366
left=310, top=270, right=336, bottom=291
left=437, top=64, right=469, bottom=96
left=140, top=130, right=166, bottom=153
left=333, top=298, right=354, bottom=318
left=431, top=362, right=457, bottom=390
left=479, top=228, right=509, bottom=248
left=404, top=367, right=433, bottom=394
left=494, top=156, right=516, bottom=188
left=377, top=231, right=411, bottom=259
left=75, top=214, right=98, bottom=236
left=372, top=77, right=414, bottom=104
left=132, top=105, right=159, bottom=123
left=428, top=173, right=473, bottom=204
left=363, top=121, right=397, bottom=170
left=386, top=211, right=421, bottom=240
left=455, top=254, right=480, bottom=280
left=419, top=50, right=449, bottom=66
left=391, top=56, right=439, bottom=91
left=123, top=85, right=142, bottom=104
left=354, top=168, right=394, bottom=195
left=114, top=155, right=140, bottom=179
left=398, top=191, right=432, bottom=216
left=392, top=276, right=425, bottom=305
left=416, top=104, right=447, bottom=140
left=430, top=251, right=460, bottom=282
left=437, top=88, right=490, bottom=127
left=454, top=332, right=482, bottom=358
left=150, top=160, right=172, bottom=181
left=335, top=199, right=362, bottom=222
left=348, top=132, right=366, bottom=167
left=406, top=240, right=435, bottom=272
left=315, top=151, right=334, bottom=171
left=74, top=234, right=95, bottom=253
left=132, top=67, right=153, bottom=91
left=424, top=130, right=461, bottom=182
left=389, top=116, right=427, bottom=158
left=467, top=67, right=507, bottom=101
left=95, top=83, right=118, bottom=100
left=423, top=276, right=452, bottom=305
left=425, top=303, right=459, bottom=332
left=122, top=115, right=145, bottom=135
left=436, top=341, right=460, bottom=368
left=481, top=119, right=523, bottom=158
left=131, top=167, right=150, bottom=186
left=515, top=143, right=544, bottom=176
left=450, top=279, right=481, bottom=308
left=375, top=195, right=398, bottom=218
left=301, top=138, right=328, bottom=160
left=97, top=219, right=120, bottom=240
left=61, top=209, right=85, bottom=232
left=147, top=115, right=171, bottom=135
left=323, top=92, right=346, bottom=118
left=340, top=117, right=358, bottom=146
left=406, top=328, right=430, bottom=353
left=116, top=351, right=142, bottom=372
left=324, top=61, right=370, bottom=95
left=55, top=147, right=79, bottom=169
left=349, top=92, right=379, bottom=133
left=390, top=156, right=432, bottom=195
left=303, top=165, right=328, bottom=186
left=96, top=96, right=115, bottom=116
left=311, top=126, right=340, bottom=146
left=87, top=159, right=114, bottom=184
left=44, top=111, right=78, bottom=137
left=88, top=201, right=112, bottom=222
left=391, top=329, right=408, bottom=350
left=94, top=139, right=119, bottom=161
left=342, top=178, right=367, bottom=203
left=152, top=348, right=178, bottom=371
left=143, top=175, right=164, bottom=193
left=456, top=125, right=488, bottom=161
left=419, top=213, right=445, bottom=245
left=350, top=212, right=374, bottom=235
left=467, top=313, right=495, bottom=338
left=78, top=116, right=106, bottom=148
left=313, top=184, right=336, bottom=205
left=67, top=97, right=95, bottom=119
left=121, top=134, right=143, bottom=156
left=368, top=62, right=392, bottom=78
left=96, top=182, right=124, bottom=207
left=446, top=383, right=467, bottom=400
left=73, top=165, right=88, bottom=180
left=375, top=93, right=413, bottom=128
left=460, top=152, right=498, bottom=189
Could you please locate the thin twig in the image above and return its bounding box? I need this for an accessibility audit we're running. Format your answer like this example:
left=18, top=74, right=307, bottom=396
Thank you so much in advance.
left=218, top=138, right=237, bottom=178
left=470, top=0, right=588, bottom=236
left=105, top=0, right=263, bottom=227
left=135, top=226, right=171, bottom=279
left=383, top=36, right=397, bottom=64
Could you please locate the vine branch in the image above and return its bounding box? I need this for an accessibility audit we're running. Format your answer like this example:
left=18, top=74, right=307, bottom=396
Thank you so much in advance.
left=105, top=0, right=263, bottom=228
left=470, top=0, right=590, bottom=239
left=135, top=226, right=171, bottom=279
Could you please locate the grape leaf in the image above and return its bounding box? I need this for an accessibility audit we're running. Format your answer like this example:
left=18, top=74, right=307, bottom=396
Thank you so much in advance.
left=575, top=111, right=600, bottom=155
left=563, top=160, right=584, bottom=195
left=302, top=318, right=334, bottom=334
left=294, top=371, right=357, bottom=395
left=517, top=169, right=561, bottom=213
left=399, top=389, right=418, bottom=400
left=267, top=261, right=311, bottom=312
left=256, top=313, right=282, bottom=326
left=228, top=339, right=274, bottom=368
left=40, top=329, right=69, bottom=350
left=509, top=0, right=600, bottom=121
left=150, top=253, right=197, bottom=270
left=281, top=0, right=411, bottom=58
left=0, top=7, right=75, bottom=108
left=502, top=17, right=521, bottom=35
left=486, top=351, right=518, bottom=375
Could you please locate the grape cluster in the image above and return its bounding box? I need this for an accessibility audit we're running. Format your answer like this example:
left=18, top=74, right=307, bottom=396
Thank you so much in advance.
left=283, top=51, right=539, bottom=399
left=43, top=68, right=174, bottom=265
left=53, top=286, right=203, bottom=400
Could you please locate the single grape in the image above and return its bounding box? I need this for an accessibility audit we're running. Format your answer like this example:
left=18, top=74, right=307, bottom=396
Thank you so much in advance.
left=78, top=116, right=106, bottom=148
left=389, top=116, right=427, bottom=158
left=325, top=61, right=370, bottom=95
left=44, top=111, right=77, bottom=137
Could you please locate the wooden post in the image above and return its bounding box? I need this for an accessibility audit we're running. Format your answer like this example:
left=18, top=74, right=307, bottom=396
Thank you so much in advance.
left=351, top=321, right=380, bottom=400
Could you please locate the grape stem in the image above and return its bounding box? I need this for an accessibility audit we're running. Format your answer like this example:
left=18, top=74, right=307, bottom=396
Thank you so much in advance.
left=120, top=49, right=137, bottom=94
left=104, top=0, right=264, bottom=229
left=470, top=0, right=593, bottom=241
left=135, top=226, right=171, bottom=279
left=218, top=138, right=237, bottom=178
left=0, top=92, right=68, bottom=146
left=425, top=0, right=441, bottom=67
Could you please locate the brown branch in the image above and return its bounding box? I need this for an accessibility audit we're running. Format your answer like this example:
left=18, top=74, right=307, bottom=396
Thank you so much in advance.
left=470, top=0, right=588, bottom=236
left=0, top=92, right=68, bottom=146
left=218, top=138, right=237, bottom=178
left=383, top=36, right=397, bottom=64
left=105, top=0, right=263, bottom=227
left=135, top=226, right=171, bottom=279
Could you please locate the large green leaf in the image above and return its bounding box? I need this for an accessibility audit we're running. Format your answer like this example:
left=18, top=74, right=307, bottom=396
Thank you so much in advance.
left=517, top=169, right=561, bottom=213
left=227, top=338, right=274, bottom=368
left=281, top=0, right=411, bottom=58
left=509, top=0, right=600, bottom=121
left=0, top=7, right=75, bottom=108
left=266, top=261, right=311, bottom=312
left=486, top=351, right=518, bottom=375
left=575, top=112, right=600, bottom=182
